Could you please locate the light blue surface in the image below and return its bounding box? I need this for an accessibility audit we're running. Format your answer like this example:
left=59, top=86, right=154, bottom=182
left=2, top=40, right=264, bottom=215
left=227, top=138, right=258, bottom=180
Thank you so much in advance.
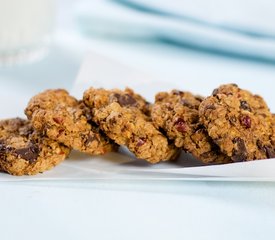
left=1, top=1, right=275, bottom=239
left=0, top=180, right=275, bottom=240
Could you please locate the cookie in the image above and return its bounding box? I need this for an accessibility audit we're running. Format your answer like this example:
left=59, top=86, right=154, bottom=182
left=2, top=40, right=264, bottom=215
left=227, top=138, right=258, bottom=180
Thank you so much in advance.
left=83, top=88, right=179, bottom=163
left=25, top=89, right=117, bottom=155
left=151, top=90, right=231, bottom=164
left=83, top=87, right=151, bottom=115
left=199, top=84, right=275, bottom=161
left=0, top=118, right=70, bottom=175
left=271, top=114, right=275, bottom=148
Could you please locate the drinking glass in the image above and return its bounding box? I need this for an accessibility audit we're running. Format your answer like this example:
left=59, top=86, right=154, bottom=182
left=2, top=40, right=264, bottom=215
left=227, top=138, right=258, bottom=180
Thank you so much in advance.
left=0, top=0, right=55, bottom=66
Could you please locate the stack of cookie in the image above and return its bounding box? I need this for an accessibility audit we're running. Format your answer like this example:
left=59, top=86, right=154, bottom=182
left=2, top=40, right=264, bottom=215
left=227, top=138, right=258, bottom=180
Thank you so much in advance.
left=151, top=84, right=275, bottom=164
left=0, top=84, right=274, bottom=176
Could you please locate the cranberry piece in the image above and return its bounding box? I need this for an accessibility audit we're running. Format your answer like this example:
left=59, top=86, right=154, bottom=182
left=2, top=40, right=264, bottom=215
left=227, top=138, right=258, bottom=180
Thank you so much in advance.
left=137, top=138, right=146, bottom=147
left=174, top=118, right=187, bottom=133
left=240, top=115, right=251, bottom=128
left=53, top=117, right=64, bottom=124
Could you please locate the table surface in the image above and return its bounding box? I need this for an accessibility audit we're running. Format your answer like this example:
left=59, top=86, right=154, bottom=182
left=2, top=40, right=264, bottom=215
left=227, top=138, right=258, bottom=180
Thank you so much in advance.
left=1, top=1, right=275, bottom=239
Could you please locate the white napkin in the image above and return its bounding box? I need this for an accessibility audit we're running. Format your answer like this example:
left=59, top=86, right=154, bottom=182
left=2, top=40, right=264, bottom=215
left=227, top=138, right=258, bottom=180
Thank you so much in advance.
left=75, top=0, right=275, bottom=63
left=116, top=0, right=275, bottom=36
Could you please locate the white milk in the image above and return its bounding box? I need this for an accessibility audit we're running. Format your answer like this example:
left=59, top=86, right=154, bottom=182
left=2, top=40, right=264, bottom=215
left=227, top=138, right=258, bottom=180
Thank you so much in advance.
left=0, top=0, right=55, bottom=64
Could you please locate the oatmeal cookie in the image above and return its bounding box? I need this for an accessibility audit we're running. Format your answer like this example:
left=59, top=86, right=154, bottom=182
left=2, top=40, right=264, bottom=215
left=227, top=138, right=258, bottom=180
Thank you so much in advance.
left=83, top=88, right=179, bottom=163
left=271, top=114, right=275, bottom=148
left=199, top=84, right=275, bottom=161
left=83, top=87, right=151, bottom=115
left=25, top=89, right=117, bottom=155
left=151, top=90, right=231, bottom=164
left=0, top=118, right=70, bottom=176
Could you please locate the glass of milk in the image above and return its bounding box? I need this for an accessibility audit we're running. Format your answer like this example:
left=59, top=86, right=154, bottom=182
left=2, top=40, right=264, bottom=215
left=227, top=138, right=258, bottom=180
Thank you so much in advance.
left=0, top=0, right=55, bottom=66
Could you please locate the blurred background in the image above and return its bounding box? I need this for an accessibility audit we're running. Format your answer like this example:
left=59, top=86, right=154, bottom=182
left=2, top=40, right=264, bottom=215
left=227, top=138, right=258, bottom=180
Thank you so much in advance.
left=0, top=0, right=275, bottom=116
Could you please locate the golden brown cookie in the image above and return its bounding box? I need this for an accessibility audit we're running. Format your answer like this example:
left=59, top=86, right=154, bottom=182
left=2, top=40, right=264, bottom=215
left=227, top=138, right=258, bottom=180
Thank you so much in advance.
left=271, top=114, right=275, bottom=149
left=83, top=88, right=179, bottom=163
left=25, top=89, right=117, bottom=155
left=0, top=118, right=70, bottom=176
left=151, top=90, right=231, bottom=164
left=199, top=84, right=275, bottom=161
left=83, top=87, right=151, bottom=115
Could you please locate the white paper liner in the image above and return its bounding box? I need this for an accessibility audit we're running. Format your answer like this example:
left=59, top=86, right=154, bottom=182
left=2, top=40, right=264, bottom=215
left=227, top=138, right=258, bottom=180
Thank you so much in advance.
left=1, top=150, right=275, bottom=182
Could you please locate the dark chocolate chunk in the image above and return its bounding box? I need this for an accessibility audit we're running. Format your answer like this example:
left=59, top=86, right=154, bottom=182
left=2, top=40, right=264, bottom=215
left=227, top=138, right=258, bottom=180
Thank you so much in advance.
left=240, top=100, right=251, bottom=111
left=14, top=144, right=39, bottom=162
left=195, top=96, right=204, bottom=102
left=0, top=143, right=6, bottom=159
left=232, top=137, right=247, bottom=162
left=112, top=93, right=137, bottom=107
left=212, top=88, right=219, bottom=96
left=180, top=99, right=193, bottom=108
left=265, top=146, right=275, bottom=159
left=257, top=140, right=275, bottom=159
left=172, top=90, right=184, bottom=96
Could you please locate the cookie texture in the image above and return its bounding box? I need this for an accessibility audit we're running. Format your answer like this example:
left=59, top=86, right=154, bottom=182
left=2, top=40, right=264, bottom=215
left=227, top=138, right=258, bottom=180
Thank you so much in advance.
left=271, top=114, right=275, bottom=149
left=83, top=87, right=151, bottom=115
left=83, top=88, right=179, bottom=163
left=0, top=118, right=70, bottom=176
left=25, top=89, right=117, bottom=155
left=199, top=84, right=275, bottom=161
left=151, top=90, right=231, bottom=164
